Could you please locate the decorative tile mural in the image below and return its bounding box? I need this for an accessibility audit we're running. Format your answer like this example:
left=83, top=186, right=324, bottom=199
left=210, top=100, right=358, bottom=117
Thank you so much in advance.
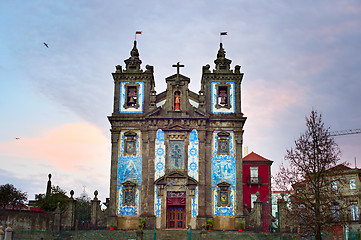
left=188, top=130, right=199, bottom=180
left=155, top=130, right=165, bottom=179
left=119, top=81, right=144, bottom=113
left=188, top=130, right=199, bottom=217
left=168, top=140, right=185, bottom=169
left=154, top=129, right=165, bottom=217
left=154, top=186, right=161, bottom=217
left=117, top=130, right=142, bottom=216
left=211, top=131, right=236, bottom=216
left=211, top=81, right=235, bottom=114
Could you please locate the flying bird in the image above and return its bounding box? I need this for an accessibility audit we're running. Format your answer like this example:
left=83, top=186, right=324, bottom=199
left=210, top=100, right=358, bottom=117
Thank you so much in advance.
left=15, top=137, right=20, bottom=140
left=43, top=42, right=49, bottom=48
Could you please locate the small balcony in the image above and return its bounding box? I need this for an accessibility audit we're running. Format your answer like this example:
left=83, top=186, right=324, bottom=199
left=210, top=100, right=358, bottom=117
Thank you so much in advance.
left=247, top=176, right=262, bottom=185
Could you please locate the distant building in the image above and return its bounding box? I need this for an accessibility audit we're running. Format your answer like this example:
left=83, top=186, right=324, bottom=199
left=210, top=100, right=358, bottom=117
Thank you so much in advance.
left=277, top=164, right=361, bottom=234
left=242, top=152, right=273, bottom=231
left=326, top=164, right=361, bottom=231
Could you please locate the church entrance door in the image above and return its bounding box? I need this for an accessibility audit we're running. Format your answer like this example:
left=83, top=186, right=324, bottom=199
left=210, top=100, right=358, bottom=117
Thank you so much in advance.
left=167, top=206, right=185, bottom=229
left=166, top=191, right=186, bottom=229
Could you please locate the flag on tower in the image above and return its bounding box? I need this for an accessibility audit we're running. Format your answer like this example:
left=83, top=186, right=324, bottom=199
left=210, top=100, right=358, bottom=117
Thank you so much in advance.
left=136, top=31, right=142, bottom=34
left=220, top=32, right=228, bottom=35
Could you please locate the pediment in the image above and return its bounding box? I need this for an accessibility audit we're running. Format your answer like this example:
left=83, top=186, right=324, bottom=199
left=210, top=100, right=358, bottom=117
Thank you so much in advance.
left=165, top=74, right=190, bottom=82
left=164, top=124, right=190, bottom=131
left=154, top=171, right=198, bottom=186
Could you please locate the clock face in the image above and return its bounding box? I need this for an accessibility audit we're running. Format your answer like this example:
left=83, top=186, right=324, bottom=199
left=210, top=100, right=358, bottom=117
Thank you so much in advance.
left=220, top=192, right=228, bottom=204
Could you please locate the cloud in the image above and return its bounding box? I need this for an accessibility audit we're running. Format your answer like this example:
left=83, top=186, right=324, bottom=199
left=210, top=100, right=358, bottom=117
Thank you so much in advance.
left=0, top=122, right=109, bottom=172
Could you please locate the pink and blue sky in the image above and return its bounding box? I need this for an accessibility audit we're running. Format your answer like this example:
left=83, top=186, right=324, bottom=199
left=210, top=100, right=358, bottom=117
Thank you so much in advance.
left=1, top=0, right=361, bottom=203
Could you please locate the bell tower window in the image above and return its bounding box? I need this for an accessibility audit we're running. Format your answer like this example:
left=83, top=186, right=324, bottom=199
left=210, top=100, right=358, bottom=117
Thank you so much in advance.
left=123, top=83, right=140, bottom=109
left=216, top=84, right=231, bottom=109
left=127, top=86, right=137, bottom=107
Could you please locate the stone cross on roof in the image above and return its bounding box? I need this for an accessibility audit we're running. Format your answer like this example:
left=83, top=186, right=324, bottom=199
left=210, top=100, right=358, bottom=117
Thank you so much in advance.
left=172, top=62, right=184, bottom=81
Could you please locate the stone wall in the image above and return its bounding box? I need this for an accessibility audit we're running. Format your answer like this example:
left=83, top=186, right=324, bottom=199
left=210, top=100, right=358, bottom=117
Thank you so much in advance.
left=0, top=209, right=54, bottom=230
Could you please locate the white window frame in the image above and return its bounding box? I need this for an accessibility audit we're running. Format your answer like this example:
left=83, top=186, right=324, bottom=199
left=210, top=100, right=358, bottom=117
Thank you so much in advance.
left=351, top=202, right=359, bottom=221
left=350, top=179, right=356, bottom=190
left=250, top=167, right=259, bottom=183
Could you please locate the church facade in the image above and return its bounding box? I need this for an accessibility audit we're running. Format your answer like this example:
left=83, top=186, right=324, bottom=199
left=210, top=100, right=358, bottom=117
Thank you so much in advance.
left=108, top=41, right=247, bottom=230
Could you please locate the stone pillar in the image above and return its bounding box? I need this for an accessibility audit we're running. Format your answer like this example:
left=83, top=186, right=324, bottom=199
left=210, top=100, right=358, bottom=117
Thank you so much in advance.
left=204, top=130, right=213, bottom=219
left=253, top=194, right=263, bottom=232
left=246, top=192, right=263, bottom=232
left=197, top=128, right=207, bottom=229
left=235, top=129, right=244, bottom=228
left=4, top=226, right=12, bottom=240
left=278, top=196, right=289, bottom=233
left=62, top=190, right=76, bottom=230
left=109, top=131, right=120, bottom=227
left=54, top=202, right=61, bottom=231
left=46, top=173, right=52, bottom=196
left=91, top=190, right=101, bottom=229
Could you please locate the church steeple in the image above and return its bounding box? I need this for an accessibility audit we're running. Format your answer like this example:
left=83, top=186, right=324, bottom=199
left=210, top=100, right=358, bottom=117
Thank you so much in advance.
left=124, top=41, right=142, bottom=72
left=214, top=43, right=232, bottom=73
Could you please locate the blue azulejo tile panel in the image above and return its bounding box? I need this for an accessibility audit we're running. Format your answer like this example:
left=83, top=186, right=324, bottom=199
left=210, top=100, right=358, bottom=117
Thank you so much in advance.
left=188, top=130, right=199, bottom=218
left=211, top=131, right=236, bottom=216
left=116, top=130, right=142, bottom=216
left=192, top=186, right=198, bottom=218
left=154, top=129, right=165, bottom=179
left=211, top=81, right=235, bottom=114
left=119, top=81, right=144, bottom=113
left=154, top=186, right=161, bottom=217
left=188, top=130, right=199, bottom=181
left=154, top=129, right=165, bottom=217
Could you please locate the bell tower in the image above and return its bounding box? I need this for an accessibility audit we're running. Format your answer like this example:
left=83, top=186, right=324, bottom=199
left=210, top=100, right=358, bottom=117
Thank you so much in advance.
left=201, top=43, right=243, bottom=115
left=108, top=40, right=155, bottom=229
left=200, top=43, right=246, bottom=228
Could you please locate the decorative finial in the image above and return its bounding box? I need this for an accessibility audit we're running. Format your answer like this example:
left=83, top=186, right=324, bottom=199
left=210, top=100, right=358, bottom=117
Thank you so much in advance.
left=48, top=173, right=52, bottom=180
left=94, top=190, right=98, bottom=200
left=70, top=190, right=74, bottom=199
left=217, top=43, right=226, bottom=59
left=130, top=41, right=140, bottom=59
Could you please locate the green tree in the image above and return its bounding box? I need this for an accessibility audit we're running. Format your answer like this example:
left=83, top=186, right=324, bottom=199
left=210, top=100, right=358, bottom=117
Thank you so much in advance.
left=0, top=183, right=27, bottom=209
left=275, top=110, right=346, bottom=240
left=35, top=185, right=68, bottom=211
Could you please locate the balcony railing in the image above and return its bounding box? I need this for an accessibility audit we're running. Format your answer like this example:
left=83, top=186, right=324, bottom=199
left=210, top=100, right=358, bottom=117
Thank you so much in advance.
left=247, top=176, right=262, bottom=185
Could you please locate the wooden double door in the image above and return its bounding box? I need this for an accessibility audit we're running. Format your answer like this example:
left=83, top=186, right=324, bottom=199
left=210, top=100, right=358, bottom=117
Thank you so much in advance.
left=167, top=206, right=185, bottom=229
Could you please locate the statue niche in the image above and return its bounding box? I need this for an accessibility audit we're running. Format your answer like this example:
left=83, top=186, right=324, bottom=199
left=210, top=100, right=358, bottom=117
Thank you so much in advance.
left=174, top=91, right=181, bottom=111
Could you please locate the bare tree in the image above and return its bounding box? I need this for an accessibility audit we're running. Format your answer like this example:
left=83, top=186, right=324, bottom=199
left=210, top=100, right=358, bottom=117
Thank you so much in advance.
left=274, top=110, right=349, bottom=240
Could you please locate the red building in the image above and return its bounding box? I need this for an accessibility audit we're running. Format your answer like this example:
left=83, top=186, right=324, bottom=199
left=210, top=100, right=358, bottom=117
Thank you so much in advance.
left=243, top=152, right=273, bottom=231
